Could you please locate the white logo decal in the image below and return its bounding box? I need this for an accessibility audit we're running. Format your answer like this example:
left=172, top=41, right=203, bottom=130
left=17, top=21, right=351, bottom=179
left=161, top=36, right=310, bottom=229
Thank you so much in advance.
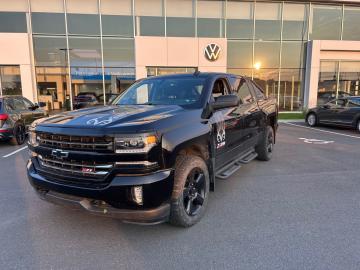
left=204, top=43, right=221, bottom=62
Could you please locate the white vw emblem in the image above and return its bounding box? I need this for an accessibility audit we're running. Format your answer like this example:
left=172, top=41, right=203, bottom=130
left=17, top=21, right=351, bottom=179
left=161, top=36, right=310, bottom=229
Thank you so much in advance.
left=204, top=43, right=221, bottom=62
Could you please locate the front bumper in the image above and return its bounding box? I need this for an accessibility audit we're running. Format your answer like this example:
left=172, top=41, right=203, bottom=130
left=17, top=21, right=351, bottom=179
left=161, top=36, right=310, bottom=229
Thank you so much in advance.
left=27, top=159, right=173, bottom=224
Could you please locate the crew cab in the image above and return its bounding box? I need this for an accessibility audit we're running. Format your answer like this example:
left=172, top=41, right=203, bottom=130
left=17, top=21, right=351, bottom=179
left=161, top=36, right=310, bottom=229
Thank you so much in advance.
left=27, top=72, right=278, bottom=227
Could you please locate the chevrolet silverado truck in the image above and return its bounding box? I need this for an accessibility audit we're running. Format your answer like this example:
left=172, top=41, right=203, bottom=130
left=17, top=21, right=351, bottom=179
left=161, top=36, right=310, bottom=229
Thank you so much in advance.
left=27, top=72, right=278, bottom=227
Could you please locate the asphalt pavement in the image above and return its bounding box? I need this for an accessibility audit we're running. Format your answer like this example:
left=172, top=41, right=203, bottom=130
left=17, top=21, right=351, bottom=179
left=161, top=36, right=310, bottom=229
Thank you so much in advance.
left=1, top=123, right=360, bottom=270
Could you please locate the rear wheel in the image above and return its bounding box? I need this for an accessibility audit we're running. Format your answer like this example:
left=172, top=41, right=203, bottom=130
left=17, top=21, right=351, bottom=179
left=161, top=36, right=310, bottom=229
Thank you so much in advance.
left=11, top=123, right=26, bottom=145
left=256, top=126, right=274, bottom=161
left=169, top=155, right=209, bottom=227
left=306, top=113, right=317, bottom=127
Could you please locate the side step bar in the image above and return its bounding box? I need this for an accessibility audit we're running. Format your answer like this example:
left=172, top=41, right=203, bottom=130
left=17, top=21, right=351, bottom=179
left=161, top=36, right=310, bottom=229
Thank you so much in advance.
left=215, top=149, right=258, bottom=180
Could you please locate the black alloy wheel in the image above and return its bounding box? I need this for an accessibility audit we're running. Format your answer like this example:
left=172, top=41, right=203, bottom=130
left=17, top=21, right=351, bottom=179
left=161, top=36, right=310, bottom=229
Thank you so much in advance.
left=14, top=124, right=26, bottom=145
left=183, top=168, right=206, bottom=216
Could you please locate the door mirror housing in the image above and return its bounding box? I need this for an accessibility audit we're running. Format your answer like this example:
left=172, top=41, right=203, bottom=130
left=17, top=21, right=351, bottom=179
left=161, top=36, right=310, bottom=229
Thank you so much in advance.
left=212, top=95, right=239, bottom=110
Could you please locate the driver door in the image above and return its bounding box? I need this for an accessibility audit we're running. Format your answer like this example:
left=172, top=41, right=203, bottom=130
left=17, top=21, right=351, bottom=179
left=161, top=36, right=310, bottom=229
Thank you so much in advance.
left=318, top=99, right=345, bottom=124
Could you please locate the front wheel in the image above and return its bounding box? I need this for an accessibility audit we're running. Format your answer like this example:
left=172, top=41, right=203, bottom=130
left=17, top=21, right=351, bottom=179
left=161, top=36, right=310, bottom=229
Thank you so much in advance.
left=169, top=155, right=210, bottom=227
left=11, top=123, right=26, bottom=145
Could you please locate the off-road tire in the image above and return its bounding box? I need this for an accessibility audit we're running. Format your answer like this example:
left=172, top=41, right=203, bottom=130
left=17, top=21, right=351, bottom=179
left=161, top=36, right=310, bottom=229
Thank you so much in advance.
left=256, top=126, right=274, bottom=161
left=169, top=155, right=210, bottom=227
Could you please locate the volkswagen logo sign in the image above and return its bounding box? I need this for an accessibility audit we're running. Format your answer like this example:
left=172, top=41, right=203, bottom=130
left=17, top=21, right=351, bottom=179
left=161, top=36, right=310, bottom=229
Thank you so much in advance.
left=204, top=43, right=221, bottom=62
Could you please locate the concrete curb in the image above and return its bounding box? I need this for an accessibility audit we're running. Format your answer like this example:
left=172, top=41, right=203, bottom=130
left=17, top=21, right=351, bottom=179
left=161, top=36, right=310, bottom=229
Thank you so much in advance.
left=279, top=119, right=304, bottom=123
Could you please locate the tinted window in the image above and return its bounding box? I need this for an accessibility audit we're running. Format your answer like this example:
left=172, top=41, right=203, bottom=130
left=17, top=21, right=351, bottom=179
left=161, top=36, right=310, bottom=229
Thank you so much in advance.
left=31, top=12, right=66, bottom=34
left=348, top=98, right=360, bottom=107
left=67, top=14, right=100, bottom=35
left=0, top=12, right=27, bottom=33
left=13, top=98, right=27, bottom=110
left=22, top=97, right=34, bottom=108
left=237, top=80, right=253, bottom=104
left=251, top=82, right=266, bottom=99
left=102, top=15, right=133, bottom=37
left=212, top=79, right=229, bottom=98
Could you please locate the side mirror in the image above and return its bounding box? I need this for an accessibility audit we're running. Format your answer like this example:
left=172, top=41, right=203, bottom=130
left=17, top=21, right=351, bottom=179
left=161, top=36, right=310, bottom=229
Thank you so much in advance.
left=212, top=95, right=239, bottom=110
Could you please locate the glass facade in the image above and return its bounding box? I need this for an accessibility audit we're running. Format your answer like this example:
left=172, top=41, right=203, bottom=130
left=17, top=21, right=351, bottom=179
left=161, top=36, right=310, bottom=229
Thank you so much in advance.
left=0, top=66, right=22, bottom=96
left=1, top=1, right=360, bottom=111
left=318, top=61, right=360, bottom=105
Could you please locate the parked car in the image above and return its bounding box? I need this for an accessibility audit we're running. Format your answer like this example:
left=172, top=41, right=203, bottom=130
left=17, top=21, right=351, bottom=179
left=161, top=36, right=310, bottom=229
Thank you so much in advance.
left=0, top=96, right=47, bottom=145
left=306, top=96, right=360, bottom=133
left=73, top=92, right=100, bottom=109
left=98, top=93, right=120, bottom=105
left=27, top=72, right=278, bottom=227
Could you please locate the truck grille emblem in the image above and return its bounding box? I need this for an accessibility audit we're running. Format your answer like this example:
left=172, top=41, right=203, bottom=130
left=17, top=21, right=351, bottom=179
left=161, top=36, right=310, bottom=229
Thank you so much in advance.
left=51, top=149, right=69, bottom=160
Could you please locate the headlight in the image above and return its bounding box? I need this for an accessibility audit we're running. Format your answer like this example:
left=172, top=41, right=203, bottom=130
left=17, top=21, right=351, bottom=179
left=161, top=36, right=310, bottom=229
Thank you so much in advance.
left=28, top=130, right=39, bottom=147
left=115, top=134, right=158, bottom=154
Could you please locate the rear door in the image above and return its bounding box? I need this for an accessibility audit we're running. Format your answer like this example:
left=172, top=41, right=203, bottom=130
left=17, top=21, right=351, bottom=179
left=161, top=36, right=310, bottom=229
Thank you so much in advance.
left=317, top=99, right=342, bottom=124
left=337, top=98, right=360, bottom=126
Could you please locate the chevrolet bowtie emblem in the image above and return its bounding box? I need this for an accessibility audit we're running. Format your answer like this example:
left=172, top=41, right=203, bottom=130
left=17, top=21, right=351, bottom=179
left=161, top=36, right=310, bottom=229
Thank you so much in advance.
left=51, top=149, right=69, bottom=160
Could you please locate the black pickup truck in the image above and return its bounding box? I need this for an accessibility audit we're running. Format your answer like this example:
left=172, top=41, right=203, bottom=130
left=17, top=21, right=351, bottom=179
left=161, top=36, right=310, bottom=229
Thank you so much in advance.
left=27, top=72, right=278, bottom=227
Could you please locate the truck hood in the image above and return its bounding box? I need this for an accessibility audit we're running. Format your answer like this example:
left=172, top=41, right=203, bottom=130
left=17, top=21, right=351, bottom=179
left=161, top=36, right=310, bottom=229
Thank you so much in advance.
left=38, top=105, right=185, bottom=129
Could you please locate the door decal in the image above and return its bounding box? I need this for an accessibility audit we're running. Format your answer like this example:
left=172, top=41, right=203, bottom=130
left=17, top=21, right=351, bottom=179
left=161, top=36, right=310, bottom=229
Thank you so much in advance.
left=213, top=112, right=226, bottom=149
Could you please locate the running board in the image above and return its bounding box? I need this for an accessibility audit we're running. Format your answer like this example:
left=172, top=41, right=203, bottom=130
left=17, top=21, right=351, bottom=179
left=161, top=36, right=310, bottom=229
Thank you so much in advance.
left=216, top=149, right=258, bottom=180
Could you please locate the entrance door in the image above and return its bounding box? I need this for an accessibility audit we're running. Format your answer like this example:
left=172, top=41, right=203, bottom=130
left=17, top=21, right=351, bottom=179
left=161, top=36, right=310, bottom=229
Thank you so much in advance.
left=147, top=67, right=197, bottom=77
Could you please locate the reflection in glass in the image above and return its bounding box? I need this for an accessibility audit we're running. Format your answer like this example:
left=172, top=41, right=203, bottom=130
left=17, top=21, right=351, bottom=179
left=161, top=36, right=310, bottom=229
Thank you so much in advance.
left=226, top=69, right=252, bottom=78
left=104, top=67, right=136, bottom=98
left=338, top=61, right=360, bottom=96
left=67, top=14, right=100, bottom=35
left=253, top=69, right=279, bottom=99
left=31, top=12, right=66, bottom=34
left=227, top=41, right=253, bottom=68
left=309, top=5, right=342, bottom=40
left=33, top=36, right=67, bottom=66
left=70, top=67, right=103, bottom=101
left=281, top=42, right=304, bottom=69
left=102, top=15, right=133, bottom=37
left=279, top=69, right=303, bottom=111
left=103, top=38, right=135, bottom=67
left=68, top=37, right=102, bottom=67
left=36, top=67, right=69, bottom=110
left=317, top=61, right=338, bottom=105
left=282, top=3, right=308, bottom=40
left=255, top=3, right=281, bottom=40
left=147, top=67, right=197, bottom=77
left=135, top=0, right=165, bottom=36
left=254, top=41, right=280, bottom=68
left=226, top=1, right=253, bottom=39
left=343, top=7, right=360, bottom=41
left=0, top=66, right=22, bottom=96
left=0, top=12, right=27, bottom=33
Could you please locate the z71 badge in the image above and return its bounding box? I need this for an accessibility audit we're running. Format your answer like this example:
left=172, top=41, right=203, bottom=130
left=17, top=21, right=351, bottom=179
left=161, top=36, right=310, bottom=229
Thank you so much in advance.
left=213, top=112, right=226, bottom=149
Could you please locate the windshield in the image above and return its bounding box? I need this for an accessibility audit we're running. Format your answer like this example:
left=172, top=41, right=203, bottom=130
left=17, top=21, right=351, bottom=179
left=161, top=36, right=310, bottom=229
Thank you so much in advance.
left=114, top=77, right=206, bottom=107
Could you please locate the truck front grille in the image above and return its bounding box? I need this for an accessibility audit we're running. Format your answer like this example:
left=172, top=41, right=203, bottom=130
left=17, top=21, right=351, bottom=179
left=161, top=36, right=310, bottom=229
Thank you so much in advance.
left=37, top=132, right=114, bottom=152
left=37, top=155, right=114, bottom=182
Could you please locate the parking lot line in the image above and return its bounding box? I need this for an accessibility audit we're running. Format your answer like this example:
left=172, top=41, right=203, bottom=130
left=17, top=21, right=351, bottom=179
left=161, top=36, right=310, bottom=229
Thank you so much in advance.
left=2, top=146, right=28, bottom=158
left=283, top=122, right=360, bottom=140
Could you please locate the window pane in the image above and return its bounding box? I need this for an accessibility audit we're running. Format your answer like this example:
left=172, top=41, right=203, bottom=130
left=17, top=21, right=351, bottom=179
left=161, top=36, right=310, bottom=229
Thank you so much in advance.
left=66, top=0, right=98, bottom=14
left=137, top=16, right=165, bottom=36
left=166, top=0, right=195, bottom=37
left=32, top=12, right=66, bottom=34
left=343, top=7, right=360, bottom=41
left=0, top=0, right=27, bottom=12
left=0, top=12, right=27, bottom=33
left=68, top=37, right=101, bottom=67
left=31, top=0, right=64, bottom=12
left=67, top=14, right=100, bottom=35
left=227, top=41, right=252, bottom=68
left=255, top=2, right=281, bottom=40
left=254, top=41, right=280, bottom=68
left=104, top=67, right=135, bottom=95
left=279, top=69, right=303, bottom=111
left=226, top=1, right=253, bottom=39
left=281, top=42, right=304, bottom=69
left=103, top=38, right=135, bottom=67
left=338, top=61, right=360, bottom=96
left=317, top=61, right=338, bottom=105
left=310, top=5, right=342, bottom=40
left=101, top=0, right=132, bottom=15
left=197, top=18, right=224, bottom=38
left=71, top=67, right=103, bottom=103
left=36, top=67, right=69, bottom=111
left=102, top=15, right=133, bottom=37
left=253, top=69, right=279, bottom=98
left=282, top=3, right=308, bottom=40
left=33, top=36, right=67, bottom=66
left=1, top=66, right=22, bottom=96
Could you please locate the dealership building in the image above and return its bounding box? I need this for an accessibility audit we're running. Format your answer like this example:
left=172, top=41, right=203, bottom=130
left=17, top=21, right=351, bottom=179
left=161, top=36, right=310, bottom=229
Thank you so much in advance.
left=1, top=0, right=360, bottom=111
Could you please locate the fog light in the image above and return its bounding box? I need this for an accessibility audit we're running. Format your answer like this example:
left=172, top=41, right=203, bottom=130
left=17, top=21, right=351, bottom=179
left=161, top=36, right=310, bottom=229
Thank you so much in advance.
left=132, top=186, right=143, bottom=205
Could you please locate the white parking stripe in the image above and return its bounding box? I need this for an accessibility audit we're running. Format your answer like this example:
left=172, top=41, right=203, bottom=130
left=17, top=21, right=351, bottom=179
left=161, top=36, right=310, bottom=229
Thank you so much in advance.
left=283, top=122, right=360, bottom=140
left=2, top=146, right=28, bottom=158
